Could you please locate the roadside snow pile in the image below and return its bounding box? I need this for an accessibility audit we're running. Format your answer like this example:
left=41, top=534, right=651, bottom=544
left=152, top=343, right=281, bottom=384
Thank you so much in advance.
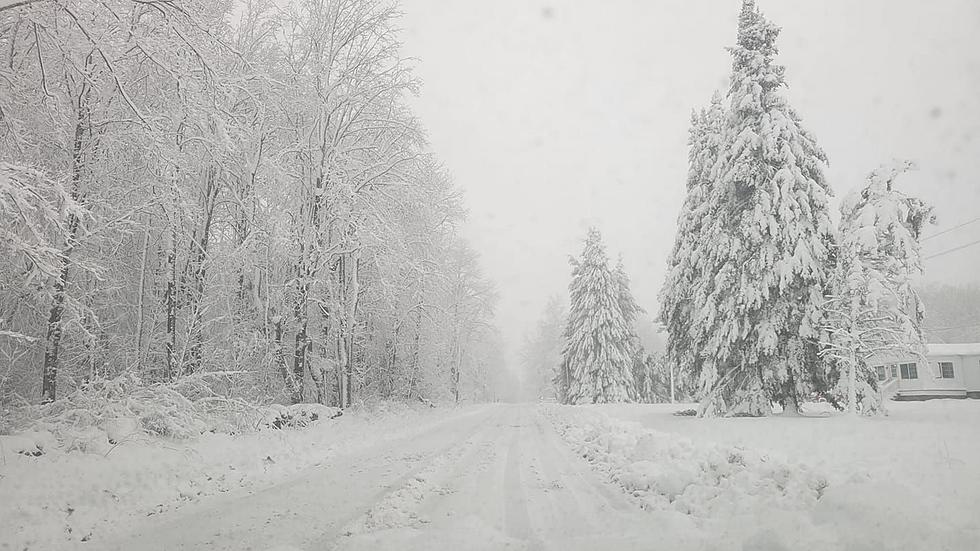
left=547, top=407, right=827, bottom=517
left=3, top=374, right=345, bottom=460
left=8, top=372, right=253, bottom=453
left=545, top=406, right=975, bottom=550
left=0, top=391, right=441, bottom=550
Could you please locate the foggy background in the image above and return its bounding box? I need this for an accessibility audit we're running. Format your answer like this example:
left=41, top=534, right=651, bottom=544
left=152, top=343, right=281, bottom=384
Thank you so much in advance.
left=399, top=0, right=980, bottom=390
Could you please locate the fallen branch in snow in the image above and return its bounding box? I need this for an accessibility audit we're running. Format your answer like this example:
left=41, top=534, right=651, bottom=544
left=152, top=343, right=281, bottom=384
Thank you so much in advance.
left=260, top=403, right=343, bottom=430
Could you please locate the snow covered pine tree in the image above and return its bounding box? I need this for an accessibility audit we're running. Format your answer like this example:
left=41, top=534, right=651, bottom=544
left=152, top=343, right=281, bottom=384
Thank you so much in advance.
left=662, top=0, right=835, bottom=416
left=659, top=94, right=725, bottom=410
left=559, top=228, right=637, bottom=404
left=823, top=161, right=934, bottom=415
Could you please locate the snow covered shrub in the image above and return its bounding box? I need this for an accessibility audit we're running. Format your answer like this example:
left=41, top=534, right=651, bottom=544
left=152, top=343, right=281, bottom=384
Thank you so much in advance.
left=19, top=373, right=211, bottom=446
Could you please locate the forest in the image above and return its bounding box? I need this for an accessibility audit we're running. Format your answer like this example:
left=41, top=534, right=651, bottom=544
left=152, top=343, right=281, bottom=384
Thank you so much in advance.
left=0, top=0, right=504, bottom=419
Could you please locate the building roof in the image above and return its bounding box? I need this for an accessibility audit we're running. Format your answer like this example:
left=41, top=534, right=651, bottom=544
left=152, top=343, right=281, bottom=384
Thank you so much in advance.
left=927, top=343, right=980, bottom=356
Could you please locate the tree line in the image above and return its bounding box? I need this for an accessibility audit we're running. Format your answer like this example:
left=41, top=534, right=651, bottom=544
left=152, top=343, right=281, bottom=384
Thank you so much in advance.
left=525, top=0, right=931, bottom=415
left=661, top=0, right=932, bottom=416
left=0, top=0, right=502, bottom=408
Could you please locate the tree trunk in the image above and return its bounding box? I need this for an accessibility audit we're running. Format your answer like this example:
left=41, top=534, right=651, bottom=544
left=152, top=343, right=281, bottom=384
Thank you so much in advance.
left=185, top=166, right=219, bottom=376
left=293, top=171, right=326, bottom=404
left=135, top=221, right=151, bottom=371
left=847, top=346, right=858, bottom=417
left=333, top=254, right=346, bottom=408
left=292, top=252, right=311, bottom=404
left=292, top=321, right=309, bottom=403
left=450, top=293, right=460, bottom=404
left=164, top=207, right=178, bottom=381
left=784, top=352, right=801, bottom=414
left=669, top=361, right=676, bottom=404
left=385, top=321, right=401, bottom=399
left=41, top=113, right=85, bottom=403
left=847, top=299, right=859, bottom=417
left=344, top=252, right=361, bottom=408
left=408, top=298, right=423, bottom=399
left=453, top=344, right=462, bottom=404
left=41, top=254, right=73, bottom=403
left=273, top=314, right=288, bottom=385
left=164, top=124, right=184, bottom=383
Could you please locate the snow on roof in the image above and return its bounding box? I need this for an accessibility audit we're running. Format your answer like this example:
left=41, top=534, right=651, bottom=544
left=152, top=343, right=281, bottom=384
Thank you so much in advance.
left=927, top=343, right=980, bottom=357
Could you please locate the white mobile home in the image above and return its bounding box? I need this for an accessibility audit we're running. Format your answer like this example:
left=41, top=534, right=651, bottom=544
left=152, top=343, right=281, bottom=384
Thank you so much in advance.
left=873, top=343, right=980, bottom=400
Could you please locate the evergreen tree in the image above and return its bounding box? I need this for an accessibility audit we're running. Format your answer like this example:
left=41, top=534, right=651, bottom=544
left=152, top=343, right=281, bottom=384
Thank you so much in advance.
left=614, top=258, right=646, bottom=402
left=660, top=93, right=725, bottom=404
left=560, top=228, right=636, bottom=404
left=663, top=0, right=835, bottom=416
left=614, top=258, right=643, bottom=329
left=822, top=161, right=934, bottom=415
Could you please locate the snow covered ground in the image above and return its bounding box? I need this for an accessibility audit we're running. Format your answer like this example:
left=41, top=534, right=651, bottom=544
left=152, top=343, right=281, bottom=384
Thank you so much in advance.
left=2, top=400, right=978, bottom=550
left=580, top=400, right=980, bottom=550
left=0, top=402, right=490, bottom=550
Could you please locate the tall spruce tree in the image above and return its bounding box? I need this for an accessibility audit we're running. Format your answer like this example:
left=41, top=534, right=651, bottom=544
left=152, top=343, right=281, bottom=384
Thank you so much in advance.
left=663, top=0, right=835, bottom=416
left=660, top=93, right=725, bottom=401
left=560, top=228, right=636, bottom=404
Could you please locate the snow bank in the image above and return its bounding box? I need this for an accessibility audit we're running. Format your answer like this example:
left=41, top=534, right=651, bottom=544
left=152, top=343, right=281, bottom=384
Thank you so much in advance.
left=0, top=399, right=471, bottom=550
left=545, top=405, right=977, bottom=550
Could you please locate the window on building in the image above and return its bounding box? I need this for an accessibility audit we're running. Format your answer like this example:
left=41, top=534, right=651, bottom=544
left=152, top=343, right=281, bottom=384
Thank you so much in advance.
left=875, top=366, right=886, bottom=381
left=939, top=362, right=955, bottom=379
left=890, top=365, right=898, bottom=378
left=900, top=363, right=918, bottom=380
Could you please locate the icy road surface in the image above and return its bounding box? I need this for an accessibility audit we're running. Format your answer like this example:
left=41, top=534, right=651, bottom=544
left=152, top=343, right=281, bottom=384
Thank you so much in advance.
left=94, top=404, right=666, bottom=551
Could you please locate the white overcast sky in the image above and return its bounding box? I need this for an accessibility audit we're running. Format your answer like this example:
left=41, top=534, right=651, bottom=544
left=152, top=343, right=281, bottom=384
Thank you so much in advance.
left=397, top=0, right=980, bottom=367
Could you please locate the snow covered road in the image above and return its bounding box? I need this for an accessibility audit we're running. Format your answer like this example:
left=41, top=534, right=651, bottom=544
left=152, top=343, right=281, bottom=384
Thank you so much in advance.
left=10, top=401, right=978, bottom=550
left=90, top=404, right=663, bottom=551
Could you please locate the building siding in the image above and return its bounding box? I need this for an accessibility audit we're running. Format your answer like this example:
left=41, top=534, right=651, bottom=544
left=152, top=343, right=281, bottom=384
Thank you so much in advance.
left=870, top=347, right=980, bottom=399
left=962, top=355, right=980, bottom=392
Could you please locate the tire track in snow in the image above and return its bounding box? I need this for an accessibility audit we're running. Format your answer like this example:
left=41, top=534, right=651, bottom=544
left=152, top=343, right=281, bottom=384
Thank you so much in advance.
left=329, top=410, right=499, bottom=541
left=325, top=405, right=535, bottom=551
left=515, top=407, right=674, bottom=550
left=91, top=407, right=496, bottom=551
left=502, top=414, right=534, bottom=543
